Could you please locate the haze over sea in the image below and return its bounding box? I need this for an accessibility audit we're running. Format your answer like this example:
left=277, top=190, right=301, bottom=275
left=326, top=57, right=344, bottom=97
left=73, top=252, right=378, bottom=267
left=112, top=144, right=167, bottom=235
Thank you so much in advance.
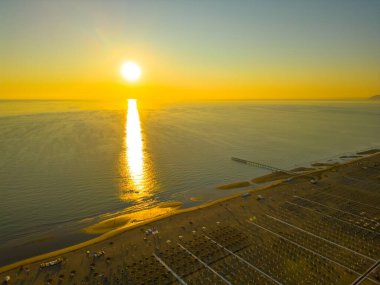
left=0, top=100, right=379, bottom=265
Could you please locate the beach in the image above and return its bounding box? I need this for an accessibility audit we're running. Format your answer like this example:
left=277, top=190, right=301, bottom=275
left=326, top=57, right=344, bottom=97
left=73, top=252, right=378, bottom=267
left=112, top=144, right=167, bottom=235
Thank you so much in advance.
left=1, top=151, right=379, bottom=284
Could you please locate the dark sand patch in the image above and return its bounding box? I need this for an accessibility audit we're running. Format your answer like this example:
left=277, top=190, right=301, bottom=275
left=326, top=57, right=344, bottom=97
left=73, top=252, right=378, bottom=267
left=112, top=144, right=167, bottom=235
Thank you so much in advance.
left=311, top=162, right=340, bottom=167
left=340, top=155, right=361, bottom=159
left=217, top=181, right=250, bottom=190
left=357, top=149, right=380, bottom=155
left=252, top=172, right=292, bottom=183
left=290, top=167, right=315, bottom=172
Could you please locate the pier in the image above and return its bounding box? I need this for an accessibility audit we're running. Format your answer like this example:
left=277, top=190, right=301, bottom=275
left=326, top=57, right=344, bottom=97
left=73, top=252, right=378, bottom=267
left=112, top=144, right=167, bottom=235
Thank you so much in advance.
left=231, top=157, right=294, bottom=175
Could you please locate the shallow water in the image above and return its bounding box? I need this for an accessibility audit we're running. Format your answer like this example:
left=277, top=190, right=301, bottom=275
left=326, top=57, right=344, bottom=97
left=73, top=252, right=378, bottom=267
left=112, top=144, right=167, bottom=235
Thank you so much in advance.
left=0, top=100, right=379, bottom=265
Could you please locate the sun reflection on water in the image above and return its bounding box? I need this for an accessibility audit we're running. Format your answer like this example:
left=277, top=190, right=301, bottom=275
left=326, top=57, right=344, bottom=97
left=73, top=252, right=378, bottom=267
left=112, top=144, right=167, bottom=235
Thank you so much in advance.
left=119, top=99, right=155, bottom=202
left=126, top=99, right=144, bottom=189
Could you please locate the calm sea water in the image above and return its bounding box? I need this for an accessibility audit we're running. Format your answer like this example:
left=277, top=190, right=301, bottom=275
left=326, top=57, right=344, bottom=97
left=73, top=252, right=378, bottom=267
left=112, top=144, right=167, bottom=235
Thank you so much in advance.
left=0, top=100, right=379, bottom=264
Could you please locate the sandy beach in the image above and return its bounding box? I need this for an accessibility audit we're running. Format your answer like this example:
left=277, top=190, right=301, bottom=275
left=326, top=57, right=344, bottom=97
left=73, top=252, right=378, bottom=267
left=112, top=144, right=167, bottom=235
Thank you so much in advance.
left=1, top=152, right=379, bottom=284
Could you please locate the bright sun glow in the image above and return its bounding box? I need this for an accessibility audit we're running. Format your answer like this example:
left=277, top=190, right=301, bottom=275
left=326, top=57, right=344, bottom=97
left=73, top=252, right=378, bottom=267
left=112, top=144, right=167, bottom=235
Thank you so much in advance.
left=121, top=61, right=142, bottom=82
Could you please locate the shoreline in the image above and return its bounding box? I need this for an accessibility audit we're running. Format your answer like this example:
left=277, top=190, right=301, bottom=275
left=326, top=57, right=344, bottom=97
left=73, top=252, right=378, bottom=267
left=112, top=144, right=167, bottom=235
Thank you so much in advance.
left=1, top=150, right=378, bottom=274
left=0, top=179, right=283, bottom=273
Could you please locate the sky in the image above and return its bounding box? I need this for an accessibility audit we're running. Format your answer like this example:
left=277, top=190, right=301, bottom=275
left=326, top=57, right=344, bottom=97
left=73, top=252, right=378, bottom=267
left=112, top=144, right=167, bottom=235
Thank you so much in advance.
left=1, top=0, right=379, bottom=102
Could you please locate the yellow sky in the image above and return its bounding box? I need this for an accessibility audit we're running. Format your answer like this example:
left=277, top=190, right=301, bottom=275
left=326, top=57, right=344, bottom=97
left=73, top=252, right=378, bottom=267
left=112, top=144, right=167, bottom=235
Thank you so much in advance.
left=1, top=1, right=379, bottom=102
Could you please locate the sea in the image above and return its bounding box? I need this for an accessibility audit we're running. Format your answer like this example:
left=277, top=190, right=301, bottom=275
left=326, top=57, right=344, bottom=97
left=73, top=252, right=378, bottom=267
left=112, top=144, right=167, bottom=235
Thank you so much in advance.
left=0, top=100, right=379, bottom=265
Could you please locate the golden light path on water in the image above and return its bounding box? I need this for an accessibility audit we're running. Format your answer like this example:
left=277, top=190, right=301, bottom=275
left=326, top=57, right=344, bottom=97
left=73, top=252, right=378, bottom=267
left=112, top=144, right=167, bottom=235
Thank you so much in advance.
left=83, top=100, right=181, bottom=234
left=105, top=99, right=181, bottom=229
left=119, top=99, right=158, bottom=203
left=126, top=99, right=144, bottom=191
left=118, top=99, right=150, bottom=202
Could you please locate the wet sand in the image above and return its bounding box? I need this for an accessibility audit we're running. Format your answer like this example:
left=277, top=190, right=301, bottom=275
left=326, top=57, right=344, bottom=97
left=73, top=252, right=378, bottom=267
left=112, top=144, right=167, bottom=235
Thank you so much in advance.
left=1, top=152, right=379, bottom=284
left=84, top=202, right=183, bottom=234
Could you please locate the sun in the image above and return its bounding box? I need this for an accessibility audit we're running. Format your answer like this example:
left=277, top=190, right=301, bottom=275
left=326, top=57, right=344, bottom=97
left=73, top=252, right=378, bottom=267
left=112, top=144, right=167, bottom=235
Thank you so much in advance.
left=121, top=61, right=142, bottom=82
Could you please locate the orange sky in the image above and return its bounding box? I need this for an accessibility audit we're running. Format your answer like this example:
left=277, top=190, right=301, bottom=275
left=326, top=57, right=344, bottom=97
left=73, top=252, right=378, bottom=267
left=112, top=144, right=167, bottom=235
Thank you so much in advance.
left=1, top=1, right=379, bottom=102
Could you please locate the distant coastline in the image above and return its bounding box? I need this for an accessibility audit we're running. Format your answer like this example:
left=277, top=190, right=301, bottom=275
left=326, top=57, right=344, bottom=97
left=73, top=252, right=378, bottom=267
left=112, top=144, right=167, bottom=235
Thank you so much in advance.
left=369, top=95, right=380, bottom=100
